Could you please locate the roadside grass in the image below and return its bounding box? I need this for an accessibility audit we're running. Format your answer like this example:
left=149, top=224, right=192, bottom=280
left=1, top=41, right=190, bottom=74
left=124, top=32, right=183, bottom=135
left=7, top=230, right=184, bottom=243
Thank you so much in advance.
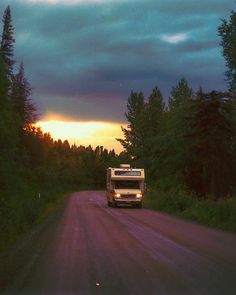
left=0, top=185, right=103, bottom=253
left=34, top=190, right=69, bottom=224
left=143, top=189, right=236, bottom=233
left=0, top=188, right=70, bottom=253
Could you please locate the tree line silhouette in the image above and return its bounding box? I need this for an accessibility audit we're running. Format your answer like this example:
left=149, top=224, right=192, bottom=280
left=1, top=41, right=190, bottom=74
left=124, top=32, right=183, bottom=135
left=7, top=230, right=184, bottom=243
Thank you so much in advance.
left=0, top=6, right=122, bottom=249
left=118, top=8, right=236, bottom=201
left=1, top=5, right=236, bottom=248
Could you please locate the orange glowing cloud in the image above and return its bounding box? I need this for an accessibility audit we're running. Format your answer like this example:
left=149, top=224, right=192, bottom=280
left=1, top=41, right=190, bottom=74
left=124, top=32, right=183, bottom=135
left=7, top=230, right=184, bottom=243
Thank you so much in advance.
left=36, top=119, right=124, bottom=153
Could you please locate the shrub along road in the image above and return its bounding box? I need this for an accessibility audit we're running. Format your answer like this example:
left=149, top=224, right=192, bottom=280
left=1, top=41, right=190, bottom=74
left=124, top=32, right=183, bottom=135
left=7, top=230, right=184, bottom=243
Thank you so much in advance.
left=1, top=191, right=236, bottom=295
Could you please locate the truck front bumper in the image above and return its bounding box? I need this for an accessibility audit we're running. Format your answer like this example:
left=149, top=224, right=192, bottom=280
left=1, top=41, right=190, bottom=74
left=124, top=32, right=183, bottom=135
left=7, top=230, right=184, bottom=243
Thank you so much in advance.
left=114, top=198, right=142, bottom=205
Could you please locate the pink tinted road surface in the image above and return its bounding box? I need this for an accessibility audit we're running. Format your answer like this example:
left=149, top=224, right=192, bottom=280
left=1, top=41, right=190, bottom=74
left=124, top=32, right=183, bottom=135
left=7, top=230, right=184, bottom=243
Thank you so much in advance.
left=3, top=191, right=236, bottom=295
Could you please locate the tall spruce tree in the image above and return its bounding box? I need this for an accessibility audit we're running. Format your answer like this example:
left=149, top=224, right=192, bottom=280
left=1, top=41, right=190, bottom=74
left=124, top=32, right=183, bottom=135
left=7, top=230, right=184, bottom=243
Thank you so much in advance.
left=0, top=6, right=15, bottom=79
left=142, top=86, right=165, bottom=181
left=218, top=8, right=236, bottom=194
left=169, top=78, right=193, bottom=111
left=0, top=6, right=18, bottom=209
left=0, top=6, right=17, bottom=155
left=145, top=86, right=165, bottom=137
left=0, top=52, right=8, bottom=108
left=162, top=78, right=193, bottom=187
left=218, top=10, right=236, bottom=94
left=12, top=62, right=37, bottom=133
left=117, top=91, right=145, bottom=163
left=185, top=90, right=233, bottom=199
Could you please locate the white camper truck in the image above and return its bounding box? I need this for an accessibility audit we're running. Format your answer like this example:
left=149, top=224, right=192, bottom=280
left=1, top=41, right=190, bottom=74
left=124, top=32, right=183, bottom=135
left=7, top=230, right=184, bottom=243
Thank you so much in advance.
left=106, top=164, right=145, bottom=208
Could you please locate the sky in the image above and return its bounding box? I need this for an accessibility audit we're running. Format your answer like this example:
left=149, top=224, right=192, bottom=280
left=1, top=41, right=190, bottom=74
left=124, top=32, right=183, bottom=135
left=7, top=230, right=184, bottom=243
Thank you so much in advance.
left=0, top=0, right=235, bottom=152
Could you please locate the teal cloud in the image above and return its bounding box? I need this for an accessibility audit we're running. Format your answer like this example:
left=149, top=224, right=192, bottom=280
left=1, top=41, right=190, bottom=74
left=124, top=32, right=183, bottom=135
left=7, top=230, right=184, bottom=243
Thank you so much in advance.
left=0, top=0, right=234, bottom=121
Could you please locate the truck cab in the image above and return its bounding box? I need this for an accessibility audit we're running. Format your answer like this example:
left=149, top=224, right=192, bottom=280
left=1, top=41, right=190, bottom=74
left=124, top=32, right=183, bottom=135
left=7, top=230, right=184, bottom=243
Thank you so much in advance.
left=106, top=164, right=145, bottom=208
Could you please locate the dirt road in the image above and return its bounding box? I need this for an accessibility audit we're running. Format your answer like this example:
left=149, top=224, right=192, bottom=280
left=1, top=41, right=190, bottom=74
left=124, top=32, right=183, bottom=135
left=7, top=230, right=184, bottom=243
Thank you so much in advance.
left=2, top=191, right=236, bottom=295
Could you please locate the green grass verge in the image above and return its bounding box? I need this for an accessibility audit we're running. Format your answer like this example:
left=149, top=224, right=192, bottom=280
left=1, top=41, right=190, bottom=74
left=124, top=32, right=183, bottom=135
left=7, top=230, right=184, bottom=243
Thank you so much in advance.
left=0, top=188, right=71, bottom=253
left=143, top=189, right=236, bottom=233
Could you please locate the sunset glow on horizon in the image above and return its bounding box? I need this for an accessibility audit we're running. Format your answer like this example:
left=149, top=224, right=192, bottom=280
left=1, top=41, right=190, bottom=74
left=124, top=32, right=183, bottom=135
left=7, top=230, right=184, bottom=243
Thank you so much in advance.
left=36, top=120, right=124, bottom=153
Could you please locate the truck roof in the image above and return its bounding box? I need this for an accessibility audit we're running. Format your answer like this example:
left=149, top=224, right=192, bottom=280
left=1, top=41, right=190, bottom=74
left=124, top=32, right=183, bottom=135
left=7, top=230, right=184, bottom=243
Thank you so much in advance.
left=107, top=167, right=145, bottom=180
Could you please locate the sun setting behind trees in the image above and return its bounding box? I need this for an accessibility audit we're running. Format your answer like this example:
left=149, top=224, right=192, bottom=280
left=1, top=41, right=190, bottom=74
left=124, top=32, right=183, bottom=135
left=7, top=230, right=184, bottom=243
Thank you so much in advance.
left=1, top=4, right=236, bottom=293
left=36, top=119, right=124, bottom=153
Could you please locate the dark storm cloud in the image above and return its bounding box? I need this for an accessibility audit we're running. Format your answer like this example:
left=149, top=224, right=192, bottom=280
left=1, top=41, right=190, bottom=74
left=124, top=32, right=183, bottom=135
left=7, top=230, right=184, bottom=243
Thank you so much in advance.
left=0, top=0, right=235, bottom=121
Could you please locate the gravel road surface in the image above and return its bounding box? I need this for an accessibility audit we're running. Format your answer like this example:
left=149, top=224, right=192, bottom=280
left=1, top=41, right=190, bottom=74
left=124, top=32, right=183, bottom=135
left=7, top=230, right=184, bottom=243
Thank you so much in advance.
left=2, top=191, right=236, bottom=295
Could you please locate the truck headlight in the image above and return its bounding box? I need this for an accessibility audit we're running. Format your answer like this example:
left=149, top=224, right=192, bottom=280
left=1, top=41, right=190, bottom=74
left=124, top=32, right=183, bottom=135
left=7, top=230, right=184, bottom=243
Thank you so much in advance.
left=136, top=193, right=142, bottom=198
left=115, top=193, right=121, bottom=198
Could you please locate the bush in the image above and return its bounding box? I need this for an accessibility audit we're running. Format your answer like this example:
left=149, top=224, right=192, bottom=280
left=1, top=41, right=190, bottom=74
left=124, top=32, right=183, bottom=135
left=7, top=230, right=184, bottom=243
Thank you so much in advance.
left=0, top=185, right=69, bottom=252
left=144, top=188, right=236, bottom=233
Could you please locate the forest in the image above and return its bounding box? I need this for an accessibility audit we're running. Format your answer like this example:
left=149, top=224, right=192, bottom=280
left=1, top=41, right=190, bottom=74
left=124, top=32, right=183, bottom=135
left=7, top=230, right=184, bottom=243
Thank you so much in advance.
left=117, top=8, right=236, bottom=230
left=0, top=5, right=236, bottom=250
left=0, top=6, right=124, bottom=250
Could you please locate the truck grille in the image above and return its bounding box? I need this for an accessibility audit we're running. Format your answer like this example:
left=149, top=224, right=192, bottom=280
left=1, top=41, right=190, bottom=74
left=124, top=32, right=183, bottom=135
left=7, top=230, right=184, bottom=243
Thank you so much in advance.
left=121, top=194, right=136, bottom=198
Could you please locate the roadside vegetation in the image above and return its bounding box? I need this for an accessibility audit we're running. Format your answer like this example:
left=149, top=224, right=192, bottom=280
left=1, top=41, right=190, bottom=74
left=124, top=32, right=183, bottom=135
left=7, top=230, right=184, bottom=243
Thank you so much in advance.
left=0, top=6, right=126, bottom=252
left=143, top=190, right=236, bottom=233
left=118, top=8, right=236, bottom=233
left=1, top=5, right=236, bottom=252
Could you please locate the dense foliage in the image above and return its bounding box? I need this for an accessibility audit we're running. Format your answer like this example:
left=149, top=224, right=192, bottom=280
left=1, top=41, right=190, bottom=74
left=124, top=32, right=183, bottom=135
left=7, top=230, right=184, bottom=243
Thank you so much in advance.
left=0, top=6, right=121, bottom=250
left=118, top=7, right=236, bottom=204
left=118, top=83, right=235, bottom=200
left=1, top=5, right=236, bottom=247
left=218, top=9, right=236, bottom=94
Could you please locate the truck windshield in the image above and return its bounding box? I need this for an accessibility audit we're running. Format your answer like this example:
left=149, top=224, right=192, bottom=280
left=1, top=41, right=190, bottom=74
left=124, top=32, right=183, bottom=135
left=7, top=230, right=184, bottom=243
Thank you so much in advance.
left=114, top=181, right=140, bottom=189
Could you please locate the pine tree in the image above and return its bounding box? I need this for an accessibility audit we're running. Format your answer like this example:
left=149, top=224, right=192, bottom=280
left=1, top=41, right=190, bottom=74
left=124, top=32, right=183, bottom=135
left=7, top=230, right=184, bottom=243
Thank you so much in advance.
left=0, top=6, right=17, bottom=156
left=160, top=78, right=193, bottom=187
left=145, top=86, right=165, bottom=137
left=12, top=62, right=37, bottom=133
left=117, top=91, right=145, bottom=163
left=0, top=48, right=17, bottom=156
left=140, top=86, right=165, bottom=181
left=218, top=10, right=236, bottom=94
left=0, top=7, right=18, bottom=211
left=169, top=78, right=193, bottom=111
left=0, top=53, right=8, bottom=102
left=0, top=6, right=15, bottom=79
left=185, top=91, right=233, bottom=199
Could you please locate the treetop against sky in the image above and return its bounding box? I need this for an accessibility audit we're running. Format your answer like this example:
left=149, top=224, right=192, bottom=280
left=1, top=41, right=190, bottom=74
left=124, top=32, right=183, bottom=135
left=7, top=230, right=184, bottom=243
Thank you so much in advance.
left=0, top=0, right=234, bottom=122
